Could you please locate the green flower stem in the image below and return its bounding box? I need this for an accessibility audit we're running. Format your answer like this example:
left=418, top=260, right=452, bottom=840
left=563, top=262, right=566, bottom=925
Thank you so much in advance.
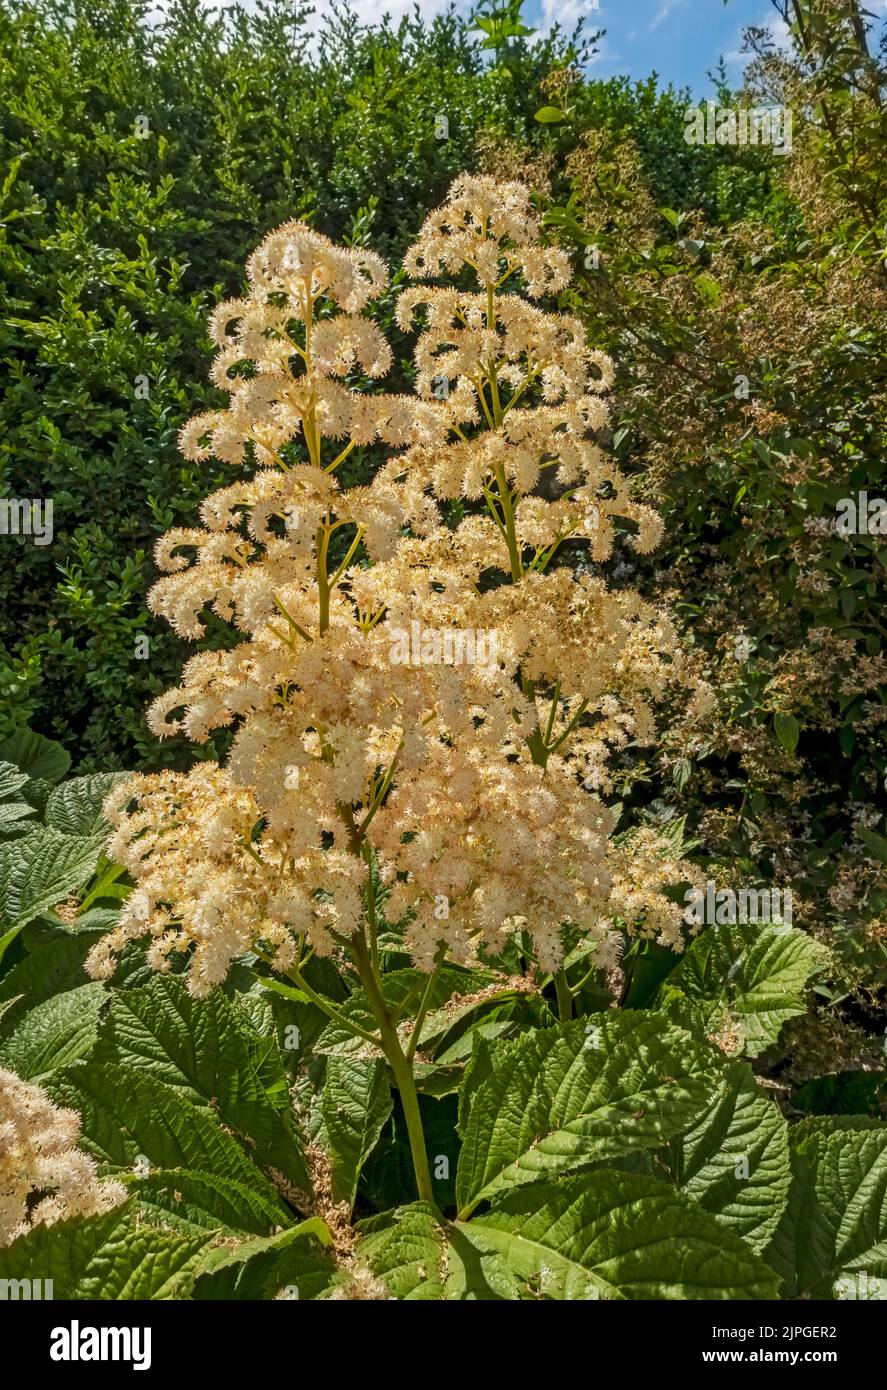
left=316, top=522, right=331, bottom=633
left=406, top=942, right=447, bottom=1064
left=384, top=1029, right=434, bottom=1203
left=291, top=969, right=382, bottom=1048
left=362, top=842, right=382, bottom=978
left=546, top=699, right=589, bottom=755
left=252, top=947, right=383, bottom=1048
left=493, top=464, right=524, bottom=581
left=553, top=968, right=573, bottom=1023
left=352, top=931, right=433, bottom=1201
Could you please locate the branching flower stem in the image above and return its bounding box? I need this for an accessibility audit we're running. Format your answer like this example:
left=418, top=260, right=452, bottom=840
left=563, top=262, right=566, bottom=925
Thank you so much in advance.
left=405, top=942, right=447, bottom=1064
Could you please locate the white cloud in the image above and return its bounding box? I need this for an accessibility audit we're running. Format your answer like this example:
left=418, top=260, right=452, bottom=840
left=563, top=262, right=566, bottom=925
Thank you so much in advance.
left=764, top=14, right=793, bottom=52
left=724, top=10, right=792, bottom=69
left=540, top=0, right=602, bottom=30
left=648, top=0, right=681, bottom=34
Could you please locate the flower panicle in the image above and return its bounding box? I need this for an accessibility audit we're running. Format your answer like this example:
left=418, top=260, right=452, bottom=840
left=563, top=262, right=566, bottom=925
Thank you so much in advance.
left=90, top=175, right=702, bottom=998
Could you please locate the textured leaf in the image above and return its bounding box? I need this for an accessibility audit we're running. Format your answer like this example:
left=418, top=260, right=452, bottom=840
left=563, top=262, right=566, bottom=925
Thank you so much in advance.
left=455, top=1014, right=720, bottom=1214
left=47, top=1062, right=293, bottom=1230
left=359, top=1203, right=469, bottom=1300
left=0, top=802, right=36, bottom=834
left=0, top=1201, right=210, bottom=1299
left=92, top=975, right=308, bottom=1190
left=360, top=1175, right=779, bottom=1300
left=467, top=1174, right=780, bottom=1299
left=0, top=760, right=36, bottom=836
left=0, top=761, right=29, bottom=800
left=314, top=965, right=494, bottom=1057
left=668, top=1061, right=791, bottom=1251
left=0, top=981, right=106, bottom=1079
left=0, top=828, right=103, bottom=931
left=318, top=1057, right=393, bottom=1208
left=457, top=1033, right=497, bottom=1137
left=45, top=773, right=125, bottom=840
left=661, top=924, right=829, bottom=1056
left=420, top=988, right=545, bottom=1060
left=765, top=1117, right=887, bottom=1298
left=0, top=929, right=105, bottom=1011
left=122, top=1168, right=296, bottom=1237
left=192, top=1220, right=336, bottom=1300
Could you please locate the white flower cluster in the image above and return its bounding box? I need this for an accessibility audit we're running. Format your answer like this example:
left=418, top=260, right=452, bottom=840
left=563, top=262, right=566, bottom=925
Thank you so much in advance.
left=0, top=1068, right=125, bottom=1248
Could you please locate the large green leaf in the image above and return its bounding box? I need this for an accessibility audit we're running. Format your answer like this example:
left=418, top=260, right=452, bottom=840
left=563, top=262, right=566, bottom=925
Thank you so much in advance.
left=470, top=1174, right=780, bottom=1299
left=360, top=1175, right=779, bottom=1300
left=318, top=1057, right=393, bottom=1209
left=0, top=1201, right=210, bottom=1299
left=0, top=729, right=70, bottom=784
left=91, top=975, right=308, bottom=1190
left=0, top=762, right=30, bottom=800
left=359, top=1203, right=479, bottom=1300
left=47, top=1062, right=294, bottom=1231
left=765, top=1117, right=887, bottom=1298
left=664, top=1061, right=791, bottom=1252
left=416, top=986, right=543, bottom=1059
left=0, top=981, right=106, bottom=1080
left=0, top=828, right=104, bottom=931
left=659, top=924, right=830, bottom=1056
left=120, top=1168, right=297, bottom=1237
left=0, top=929, right=106, bottom=1012
left=455, top=1014, right=721, bottom=1215
left=192, top=1220, right=336, bottom=1300
left=45, top=772, right=125, bottom=840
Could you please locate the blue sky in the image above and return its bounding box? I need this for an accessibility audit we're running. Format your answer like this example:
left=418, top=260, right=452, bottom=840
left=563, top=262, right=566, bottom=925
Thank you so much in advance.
left=522, top=0, right=785, bottom=96
left=299, top=0, right=792, bottom=97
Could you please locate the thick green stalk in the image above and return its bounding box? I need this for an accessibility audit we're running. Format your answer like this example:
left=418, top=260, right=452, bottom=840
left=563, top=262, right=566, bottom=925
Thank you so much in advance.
left=383, top=1028, right=434, bottom=1202
left=352, top=931, right=433, bottom=1202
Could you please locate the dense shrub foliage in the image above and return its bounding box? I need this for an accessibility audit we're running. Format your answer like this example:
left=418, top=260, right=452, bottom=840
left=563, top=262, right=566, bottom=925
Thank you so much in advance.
left=0, top=0, right=885, bottom=1303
